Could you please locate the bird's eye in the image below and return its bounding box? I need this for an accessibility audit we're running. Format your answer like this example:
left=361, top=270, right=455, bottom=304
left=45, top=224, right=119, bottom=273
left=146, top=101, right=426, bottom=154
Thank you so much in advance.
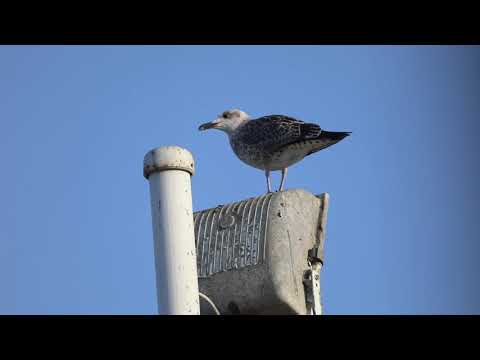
left=223, top=112, right=230, bottom=119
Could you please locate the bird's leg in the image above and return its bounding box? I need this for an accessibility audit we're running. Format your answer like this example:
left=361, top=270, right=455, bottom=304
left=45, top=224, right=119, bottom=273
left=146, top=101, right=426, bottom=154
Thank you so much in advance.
left=278, top=168, right=288, bottom=192
left=265, top=170, right=272, bottom=193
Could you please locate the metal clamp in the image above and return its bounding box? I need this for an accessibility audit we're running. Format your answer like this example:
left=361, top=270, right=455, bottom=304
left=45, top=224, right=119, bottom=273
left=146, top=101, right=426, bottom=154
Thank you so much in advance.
left=303, top=260, right=322, bottom=315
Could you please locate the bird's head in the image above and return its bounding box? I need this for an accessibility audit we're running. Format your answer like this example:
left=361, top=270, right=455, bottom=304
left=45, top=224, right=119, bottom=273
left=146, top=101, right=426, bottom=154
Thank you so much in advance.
left=198, top=109, right=249, bottom=134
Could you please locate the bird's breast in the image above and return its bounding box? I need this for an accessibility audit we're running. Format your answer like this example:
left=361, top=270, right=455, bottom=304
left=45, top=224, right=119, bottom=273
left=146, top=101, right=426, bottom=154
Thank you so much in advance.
left=229, top=140, right=268, bottom=170
left=229, top=138, right=324, bottom=172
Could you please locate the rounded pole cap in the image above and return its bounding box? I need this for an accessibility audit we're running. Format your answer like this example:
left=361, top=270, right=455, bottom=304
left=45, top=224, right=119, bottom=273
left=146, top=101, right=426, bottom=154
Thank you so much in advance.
left=143, top=146, right=195, bottom=179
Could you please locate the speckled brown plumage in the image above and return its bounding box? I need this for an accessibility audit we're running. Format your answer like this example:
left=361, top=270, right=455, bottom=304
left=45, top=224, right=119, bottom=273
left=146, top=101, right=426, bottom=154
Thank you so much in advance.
left=229, top=115, right=350, bottom=171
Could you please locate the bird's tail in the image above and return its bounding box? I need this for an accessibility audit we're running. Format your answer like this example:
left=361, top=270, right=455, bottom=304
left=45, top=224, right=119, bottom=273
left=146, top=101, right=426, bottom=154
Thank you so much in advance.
left=306, top=130, right=351, bottom=156
left=320, top=131, right=351, bottom=142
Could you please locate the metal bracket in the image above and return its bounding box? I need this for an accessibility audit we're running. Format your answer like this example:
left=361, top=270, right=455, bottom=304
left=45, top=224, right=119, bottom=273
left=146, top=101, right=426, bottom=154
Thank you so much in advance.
left=303, top=261, right=322, bottom=315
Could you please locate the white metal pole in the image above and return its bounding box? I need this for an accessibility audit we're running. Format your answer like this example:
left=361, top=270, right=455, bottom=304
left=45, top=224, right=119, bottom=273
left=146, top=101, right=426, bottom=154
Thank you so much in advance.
left=143, top=146, right=200, bottom=315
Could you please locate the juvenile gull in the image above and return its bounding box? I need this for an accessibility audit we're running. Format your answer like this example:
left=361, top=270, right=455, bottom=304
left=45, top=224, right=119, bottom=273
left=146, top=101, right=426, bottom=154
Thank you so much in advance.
left=199, top=109, right=351, bottom=193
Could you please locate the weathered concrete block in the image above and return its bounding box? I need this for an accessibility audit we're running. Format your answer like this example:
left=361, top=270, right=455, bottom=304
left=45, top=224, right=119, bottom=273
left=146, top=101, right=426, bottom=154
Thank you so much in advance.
left=193, top=188, right=329, bottom=315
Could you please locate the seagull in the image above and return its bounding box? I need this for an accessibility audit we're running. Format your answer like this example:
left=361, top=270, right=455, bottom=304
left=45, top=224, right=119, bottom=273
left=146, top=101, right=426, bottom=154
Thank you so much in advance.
left=198, top=109, right=351, bottom=193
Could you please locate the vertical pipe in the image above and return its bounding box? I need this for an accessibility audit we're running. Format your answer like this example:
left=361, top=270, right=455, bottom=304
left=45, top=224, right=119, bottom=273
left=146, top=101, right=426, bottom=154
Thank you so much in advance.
left=312, top=262, right=322, bottom=315
left=143, top=146, right=200, bottom=315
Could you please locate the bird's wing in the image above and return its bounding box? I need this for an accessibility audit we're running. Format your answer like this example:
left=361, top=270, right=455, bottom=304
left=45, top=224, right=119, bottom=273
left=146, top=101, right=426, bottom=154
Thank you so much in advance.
left=238, top=115, right=322, bottom=152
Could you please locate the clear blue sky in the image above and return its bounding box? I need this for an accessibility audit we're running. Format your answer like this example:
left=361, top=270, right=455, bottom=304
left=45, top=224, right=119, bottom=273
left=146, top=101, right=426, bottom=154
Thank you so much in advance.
left=1, top=45, right=478, bottom=314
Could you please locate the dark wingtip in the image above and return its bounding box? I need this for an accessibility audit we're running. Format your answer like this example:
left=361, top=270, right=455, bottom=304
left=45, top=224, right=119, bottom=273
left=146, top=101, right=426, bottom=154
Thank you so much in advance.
left=322, top=130, right=351, bottom=141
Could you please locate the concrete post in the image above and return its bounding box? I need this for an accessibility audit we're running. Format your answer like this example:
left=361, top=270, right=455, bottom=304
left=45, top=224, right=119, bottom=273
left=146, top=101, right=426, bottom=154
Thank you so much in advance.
left=143, top=146, right=200, bottom=315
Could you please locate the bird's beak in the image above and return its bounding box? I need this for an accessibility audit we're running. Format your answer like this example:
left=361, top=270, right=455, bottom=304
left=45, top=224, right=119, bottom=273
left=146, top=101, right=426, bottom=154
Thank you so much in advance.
left=198, top=119, right=219, bottom=131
